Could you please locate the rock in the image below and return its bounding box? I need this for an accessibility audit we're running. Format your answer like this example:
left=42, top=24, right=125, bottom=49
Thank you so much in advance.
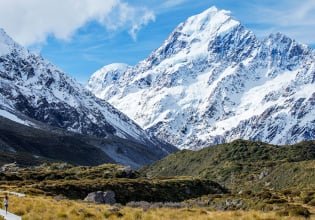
left=56, top=163, right=69, bottom=170
left=185, top=187, right=191, bottom=195
left=225, top=199, right=243, bottom=208
left=54, top=195, right=68, bottom=201
left=107, top=206, right=120, bottom=212
left=117, top=166, right=131, bottom=173
left=84, top=191, right=116, bottom=205
left=259, top=171, right=269, bottom=180
left=1, top=162, right=18, bottom=172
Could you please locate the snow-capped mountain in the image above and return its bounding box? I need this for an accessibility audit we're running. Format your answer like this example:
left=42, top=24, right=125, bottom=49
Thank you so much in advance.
left=0, top=28, right=177, bottom=167
left=87, top=6, right=315, bottom=150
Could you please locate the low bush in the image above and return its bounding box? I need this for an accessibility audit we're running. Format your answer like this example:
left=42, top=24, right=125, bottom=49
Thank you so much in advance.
left=32, top=178, right=226, bottom=204
left=282, top=189, right=301, bottom=197
left=308, top=198, right=315, bottom=206
left=277, top=205, right=310, bottom=218
left=303, top=195, right=313, bottom=204
left=256, top=191, right=272, bottom=200
left=265, top=198, right=287, bottom=204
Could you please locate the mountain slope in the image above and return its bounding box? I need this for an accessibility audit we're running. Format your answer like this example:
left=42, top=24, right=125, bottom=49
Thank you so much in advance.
left=0, top=115, right=114, bottom=166
left=87, top=6, right=315, bottom=150
left=0, top=28, right=177, bottom=168
left=140, top=139, right=315, bottom=190
left=0, top=114, right=174, bottom=168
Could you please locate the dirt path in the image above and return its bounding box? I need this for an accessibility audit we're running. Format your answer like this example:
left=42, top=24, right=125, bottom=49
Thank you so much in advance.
left=0, top=191, right=24, bottom=220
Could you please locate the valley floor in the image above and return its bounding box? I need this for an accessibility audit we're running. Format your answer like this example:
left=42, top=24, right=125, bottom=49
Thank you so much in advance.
left=1, top=193, right=314, bottom=220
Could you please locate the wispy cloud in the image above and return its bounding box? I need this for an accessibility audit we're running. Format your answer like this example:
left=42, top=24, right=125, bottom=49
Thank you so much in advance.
left=0, top=0, right=155, bottom=46
left=142, top=0, right=192, bottom=14
left=101, top=2, right=155, bottom=41
left=161, top=0, right=188, bottom=8
left=234, top=0, right=315, bottom=44
left=249, top=0, right=315, bottom=26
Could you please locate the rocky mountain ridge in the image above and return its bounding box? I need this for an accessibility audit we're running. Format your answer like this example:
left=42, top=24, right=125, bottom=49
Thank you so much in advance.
left=87, top=6, right=315, bottom=149
left=0, top=28, right=177, bottom=167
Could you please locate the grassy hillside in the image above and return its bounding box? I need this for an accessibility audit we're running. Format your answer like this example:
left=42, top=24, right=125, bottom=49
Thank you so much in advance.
left=141, top=139, right=315, bottom=191
left=0, top=163, right=225, bottom=204
left=1, top=161, right=314, bottom=219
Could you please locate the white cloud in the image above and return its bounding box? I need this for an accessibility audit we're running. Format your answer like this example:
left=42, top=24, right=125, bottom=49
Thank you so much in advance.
left=0, top=0, right=155, bottom=46
left=128, top=10, right=155, bottom=41
left=100, top=2, right=155, bottom=41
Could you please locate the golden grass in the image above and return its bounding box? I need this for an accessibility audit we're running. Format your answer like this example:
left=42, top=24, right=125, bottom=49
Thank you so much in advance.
left=3, top=194, right=314, bottom=220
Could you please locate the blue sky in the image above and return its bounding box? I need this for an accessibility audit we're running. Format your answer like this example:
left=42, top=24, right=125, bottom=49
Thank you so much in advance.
left=0, top=0, right=314, bottom=84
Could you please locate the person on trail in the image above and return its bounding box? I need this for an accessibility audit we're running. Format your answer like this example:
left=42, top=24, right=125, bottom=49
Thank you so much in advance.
left=3, top=195, right=8, bottom=214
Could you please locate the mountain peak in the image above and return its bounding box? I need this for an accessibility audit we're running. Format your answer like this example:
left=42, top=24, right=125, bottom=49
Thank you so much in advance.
left=86, top=63, right=130, bottom=97
left=179, top=6, right=239, bottom=37
left=0, top=28, right=26, bottom=57
left=0, top=28, right=9, bottom=39
left=87, top=7, right=315, bottom=150
left=90, top=63, right=129, bottom=82
left=142, top=6, right=246, bottom=69
left=0, top=28, right=15, bottom=56
left=0, top=29, right=177, bottom=168
left=96, top=63, right=129, bottom=75
left=264, top=32, right=309, bottom=49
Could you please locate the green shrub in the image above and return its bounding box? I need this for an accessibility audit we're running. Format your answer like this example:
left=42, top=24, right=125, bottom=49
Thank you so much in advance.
left=303, top=195, right=313, bottom=204
left=290, top=206, right=310, bottom=218
left=265, top=198, right=287, bottom=204
left=276, top=210, right=289, bottom=217
left=286, top=190, right=301, bottom=197
left=277, top=205, right=310, bottom=218
left=57, top=213, right=68, bottom=218
left=308, top=199, right=315, bottom=206
left=256, top=191, right=272, bottom=200
left=242, top=190, right=252, bottom=196
left=103, top=211, right=123, bottom=218
left=282, top=189, right=292, bottom=196
left=83, top=211, right=95, bottom=218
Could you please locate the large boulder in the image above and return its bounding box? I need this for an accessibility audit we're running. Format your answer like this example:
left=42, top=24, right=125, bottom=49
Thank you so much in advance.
left=84, top=191, right=116, bottom=205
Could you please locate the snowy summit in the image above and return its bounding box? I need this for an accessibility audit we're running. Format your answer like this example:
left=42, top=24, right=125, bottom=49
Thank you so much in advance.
left=0, top=28, right=177, bottom=167
left=87, top=6, right=315, bottom=150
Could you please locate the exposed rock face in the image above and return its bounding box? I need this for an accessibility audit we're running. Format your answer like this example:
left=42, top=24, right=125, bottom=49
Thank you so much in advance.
left=0, top=28, right=177, bottom=167
left=84, top=191, right=116, bottom=205
left=87, top=6, right=315, bottom=150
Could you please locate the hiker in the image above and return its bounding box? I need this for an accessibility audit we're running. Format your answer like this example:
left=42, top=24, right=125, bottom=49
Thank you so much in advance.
left=3, top=195, right=8, bottom=214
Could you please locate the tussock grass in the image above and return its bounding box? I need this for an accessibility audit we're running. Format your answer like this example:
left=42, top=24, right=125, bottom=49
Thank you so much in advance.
left=8, top=194, right=108, bottom=220
left=6, top=194, right=315, bottom=220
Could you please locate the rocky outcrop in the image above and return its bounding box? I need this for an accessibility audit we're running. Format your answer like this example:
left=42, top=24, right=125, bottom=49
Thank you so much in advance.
left=84, top=191, right=116, bottom=205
